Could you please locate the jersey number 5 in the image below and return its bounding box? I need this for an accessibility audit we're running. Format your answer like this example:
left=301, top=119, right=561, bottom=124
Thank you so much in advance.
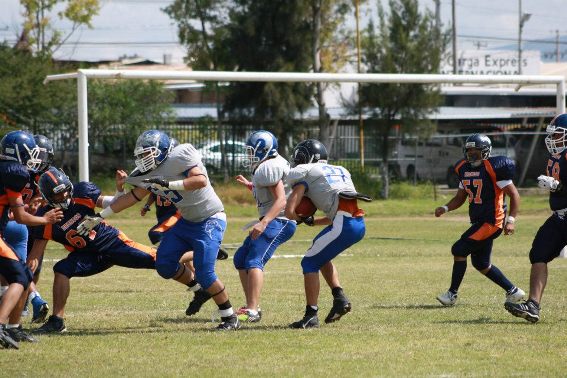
left=65, top=229, right=96, bottom=248
left=462, top=179, right=483, bottom=204
left=547, top=160, right=560, bottom=180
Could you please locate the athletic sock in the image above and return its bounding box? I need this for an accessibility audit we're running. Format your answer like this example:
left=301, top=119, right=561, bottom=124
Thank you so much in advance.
left=305, top=305, right=318, bottom=317
left=187, top=280, right=201, bottom=292
left=484, top=265, right=514, bottom=292
left=218, top=300, right=234, bottom=317
left=449, top=260, right=467, bottom=293
left=331, top=286, right=345, bottom=299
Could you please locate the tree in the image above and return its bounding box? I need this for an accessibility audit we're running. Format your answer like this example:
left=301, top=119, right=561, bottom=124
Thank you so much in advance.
left=360, top=0, right=447, bottom=198
left=20, top=0, right=100, bottom=55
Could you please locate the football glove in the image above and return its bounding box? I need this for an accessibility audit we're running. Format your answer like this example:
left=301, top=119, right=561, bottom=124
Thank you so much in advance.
left=142, top=176, right=169, bottom=191
left=297, top=216, right=315, bottom=226
left=537, top=175, right=561, bottom=192
left=77, top=215, right=103, bottom=236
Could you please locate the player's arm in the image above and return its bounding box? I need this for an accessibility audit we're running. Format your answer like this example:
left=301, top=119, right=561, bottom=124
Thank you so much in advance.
left=502, top=182, right=520, bottom=235
left=249, top=181, right=286, bottom=240
left=285, top=184, right=330, bottom=226
left=435, top=188, right=468, bottom=217
left=9, top=194, right=63, bottom=226
left=27, top=239, right=48, bottom=273
left=143, top=166, right=207, bottom=191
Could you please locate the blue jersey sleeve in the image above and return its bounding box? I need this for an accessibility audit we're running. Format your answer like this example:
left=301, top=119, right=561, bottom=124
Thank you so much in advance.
left=489, top=156, right=515, bottom=181
left=73, top=182, right=101, bottom=208
left=1, top=163, right=29, bottom=194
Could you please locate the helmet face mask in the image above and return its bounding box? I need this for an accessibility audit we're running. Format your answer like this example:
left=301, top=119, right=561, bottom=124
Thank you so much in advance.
left=1, top=130, right=42, bottom=172
left=463, top=134, right=491, bottom=167
left=134, top=130, right=171, bottom=173
left=291, top=139, right=328, bottom=167
left=34, top=134, right=54, bottom=173
left=243, top=130, right=278, bottom=169
left=39, top=167, right=73, bottom=210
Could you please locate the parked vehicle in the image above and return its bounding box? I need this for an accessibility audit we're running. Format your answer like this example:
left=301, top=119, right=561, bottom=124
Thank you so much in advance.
left=197, top=140, right=248, bottom=174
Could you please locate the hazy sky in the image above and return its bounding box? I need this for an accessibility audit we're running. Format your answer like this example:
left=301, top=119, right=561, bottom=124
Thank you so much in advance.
left=1, top=0, right=566, bottom=64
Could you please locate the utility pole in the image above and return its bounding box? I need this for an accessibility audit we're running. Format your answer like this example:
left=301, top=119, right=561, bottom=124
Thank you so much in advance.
left=451, top=0, right=457, bottom=74
left=355, top=0, right=364, bottom=170
left=557, top=29, right=561, bottom=63
left=518, top=0, right=532, bottom=74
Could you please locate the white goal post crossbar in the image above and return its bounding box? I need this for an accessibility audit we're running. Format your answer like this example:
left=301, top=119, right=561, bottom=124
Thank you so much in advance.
left=44, top=69, right=566, bottom=181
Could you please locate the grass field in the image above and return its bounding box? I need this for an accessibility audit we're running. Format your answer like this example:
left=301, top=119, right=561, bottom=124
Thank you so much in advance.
left=4, top=192, right=567, bottom=377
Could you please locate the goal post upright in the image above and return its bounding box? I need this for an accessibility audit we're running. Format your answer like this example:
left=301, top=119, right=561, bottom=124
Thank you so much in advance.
left=44, top=69, right=566, bottom=181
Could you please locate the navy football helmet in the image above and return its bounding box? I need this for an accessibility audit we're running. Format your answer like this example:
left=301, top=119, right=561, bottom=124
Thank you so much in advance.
left=463, top=134, right=491, bottom=167
left=34, top=134, right=54, bottom=173
left=38, top=167, right=74, bottom=210
left=243, top=130, right=278, bottom=169
left=0, top=130, right=42, bottom=171
left=291, top=139, right=328, bottom=167
left=133, top=130, right=171, bottom=173
left=545, top=114, right=567, bottom=155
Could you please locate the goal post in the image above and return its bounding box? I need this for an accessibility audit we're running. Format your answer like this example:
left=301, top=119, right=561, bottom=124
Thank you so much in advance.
left=44, top=69, right=566, bottom=181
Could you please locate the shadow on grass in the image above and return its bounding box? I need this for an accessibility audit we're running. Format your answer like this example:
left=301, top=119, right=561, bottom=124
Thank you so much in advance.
left=370, top=303, right=441, bottom=310
left=435, top=317, right=521, bottom=325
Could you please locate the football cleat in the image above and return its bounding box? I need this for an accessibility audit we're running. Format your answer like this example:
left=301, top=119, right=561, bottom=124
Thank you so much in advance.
left=0, top=325, right=19, bottom=349
left=7, top=325, right=37, bottom=343
left=236, top=308, right=262, bottom=323
left=31, top=296, right=49, bottom=324
left=437, top=290, right=458, bottom=306
left=505, top=287, right=525, bottom=304
left=504, top=300, right=540, bottom=323
left=217, top=247, right=229, bottom=260
left=289, top=314, right=320, bottom=329
left=186, top=288, right=212, bottom=316
left=325, top=298, right=352, bottom=324
left=216, top=315, right=240, bottom=330
left=35, top=315, right=67, bottom=334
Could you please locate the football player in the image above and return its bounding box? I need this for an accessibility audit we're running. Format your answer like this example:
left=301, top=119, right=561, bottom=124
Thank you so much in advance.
left=284, top=139, right=369, bottom=329
left=505, top=114, right=567, bottom=322
left=76, top=130, right=240, bottom=330
left=435, top=133, right=524, bottom=308
left=0, top=131, right=63, bottom=349
left=233, top=130, right=296, bottom=323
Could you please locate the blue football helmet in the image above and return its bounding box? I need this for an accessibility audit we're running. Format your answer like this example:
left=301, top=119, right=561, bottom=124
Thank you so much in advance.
left=34, top=134, right=54, bottom=173
left=545, top=114, right=567, bottom=155
left=38, top=167, right=74, bottom=210
left=0, top=130, right=42, bottom=171
left=291, top=139, right=328, bottom=167
left=133, top=130, right=172, bottom=173
left=243, top=130, right=278, bottom=169
left=463, top=134, right=491, bottom=167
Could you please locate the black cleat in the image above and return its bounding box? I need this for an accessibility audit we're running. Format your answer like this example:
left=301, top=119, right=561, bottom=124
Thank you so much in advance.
left=289, top=314, right=320, bottom=329
left=31, top=301, right=49, bottom=324
left=7, top=325, right=37, bottom=343
left=505, top=300, right=540, bottom=323
left=186, top=289, right=212, bottom=316
left=35, top=315, right=67, bottom=334
left=0, top=325, right=19, bottom=349
left=217, top=247, right=229, bottom=260
left=216, top=315, right=240, bottom=330
left=325, top=298, right=352, bottom=324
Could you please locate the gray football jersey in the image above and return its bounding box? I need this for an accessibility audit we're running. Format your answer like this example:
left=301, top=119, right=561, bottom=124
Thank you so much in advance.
left=286, top=162, right=356, bottom=219
left=126, top=144, right=224, bottom=222
left=252, top=155, right=290, bottom=218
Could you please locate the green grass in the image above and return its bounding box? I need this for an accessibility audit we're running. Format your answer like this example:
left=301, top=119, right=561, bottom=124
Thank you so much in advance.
left=5, top=194, right=567, bottom=376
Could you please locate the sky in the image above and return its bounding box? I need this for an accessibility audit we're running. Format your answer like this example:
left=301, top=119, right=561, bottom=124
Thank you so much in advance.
left=1, top=0, right=567, bottom=64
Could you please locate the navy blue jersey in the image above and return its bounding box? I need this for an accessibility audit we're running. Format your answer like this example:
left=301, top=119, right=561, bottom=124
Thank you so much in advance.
left=454, top=156, right=515, bottom=227
left=0, top=161, right=29, bottom=232
left=32, top=181, right=119, bottom=253
left=151, top=193, right=178, bottom=223
left=545, top=152, right=567, bottom=210
left=21, top=173, right=40, bottom=206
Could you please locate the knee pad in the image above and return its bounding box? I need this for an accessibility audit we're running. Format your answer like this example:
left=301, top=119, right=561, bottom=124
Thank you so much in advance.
left=301, top=257, right=319, bottom=274
left=195, top=269, right=217, bottom=290
left=471, top=256, right=489, bottom=271
left=155, top=260, right=179, bottom=279
left=451, top=240, right=471, bottom=258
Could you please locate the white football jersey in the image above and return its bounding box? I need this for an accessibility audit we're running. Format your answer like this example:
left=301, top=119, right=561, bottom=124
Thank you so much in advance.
left=126, top=144, right=224, bottom=222
left=252, top=155, right=291, bottom=218
left=286, top=162, right=356, bottom=219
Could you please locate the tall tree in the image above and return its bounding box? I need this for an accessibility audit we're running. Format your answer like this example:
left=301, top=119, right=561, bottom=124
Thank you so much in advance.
left=20, top=0, right=100, bottom=55
left=360, top=0, right=447, bottom=198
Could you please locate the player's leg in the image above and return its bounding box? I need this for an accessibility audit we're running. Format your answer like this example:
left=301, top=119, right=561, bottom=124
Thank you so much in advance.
left=233, top=236, right=252, bottom=312
left=4, top=221, right=30, bottom=318
left=26, top=231, right=49, bottom=323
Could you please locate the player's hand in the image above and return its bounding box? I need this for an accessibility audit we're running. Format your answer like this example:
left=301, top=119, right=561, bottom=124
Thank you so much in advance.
left=27, top=257, right=39, bottom=273
left=77, top=215, right=103, bottom=236
left=504, top=222, right=515, bottom=235
left=140, top=204, right=151, bottom=216
left=28, top=197, right=43, bottom=215
left=250, top=220, right=267, bottom=240
left=142, top=177, right=169, bottom=190
left=115, top=169, right=128, bottom=192
left=297, top=216, right=314, bottom=226
left=235, top=175, right=253, bottom=191
left=537, top=175, right=560, bottom=191
left=44, top=208, right=64, bottom=224
left=434, top=206, right=447, bottom=217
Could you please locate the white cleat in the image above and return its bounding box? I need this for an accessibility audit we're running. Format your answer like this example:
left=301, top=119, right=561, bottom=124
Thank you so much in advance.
left=437, top=290, right=458, bottom=306
left=505, top=287, right=525, bottom=304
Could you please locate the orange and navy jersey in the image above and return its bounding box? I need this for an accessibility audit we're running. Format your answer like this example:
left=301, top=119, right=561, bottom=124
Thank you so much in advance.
left=454, top=156, right=515, bottom=228
left=32, top=181, right=120, bottom=253
left=0, top=161, right=30, bottom=232
left=21, top=173, right=40, bottom=206
left=151, top=193, right=178, bottom=223
left=545, top=152, right=567, bottom=210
